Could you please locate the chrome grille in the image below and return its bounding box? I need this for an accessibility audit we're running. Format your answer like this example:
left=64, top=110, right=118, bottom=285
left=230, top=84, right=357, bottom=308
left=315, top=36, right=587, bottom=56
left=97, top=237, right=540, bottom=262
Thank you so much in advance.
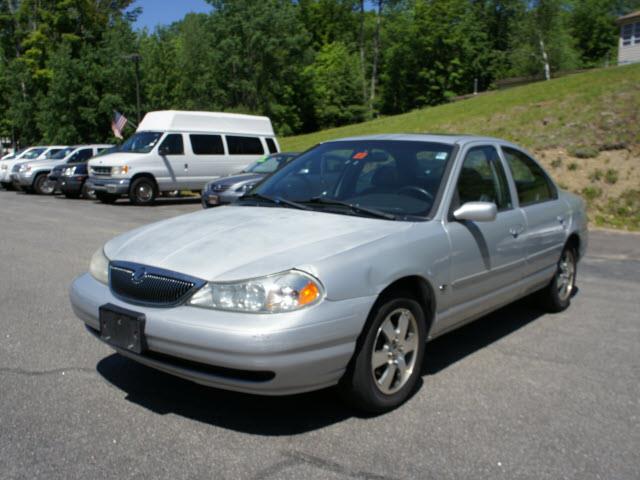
left=109, top=261, right=206, bottom=307
left=91, top=166, right=112, bottom=176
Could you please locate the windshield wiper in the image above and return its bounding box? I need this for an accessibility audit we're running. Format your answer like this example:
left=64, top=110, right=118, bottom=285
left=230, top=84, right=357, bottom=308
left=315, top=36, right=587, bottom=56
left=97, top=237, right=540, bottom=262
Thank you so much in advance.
left=304, top=197, right=396, bottom=220
left=240, top=192, right=312, bottom=211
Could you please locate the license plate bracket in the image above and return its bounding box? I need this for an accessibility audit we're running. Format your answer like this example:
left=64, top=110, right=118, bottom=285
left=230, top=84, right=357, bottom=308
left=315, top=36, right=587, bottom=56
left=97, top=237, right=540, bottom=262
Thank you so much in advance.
left=99, top=304, right=146, bottom=354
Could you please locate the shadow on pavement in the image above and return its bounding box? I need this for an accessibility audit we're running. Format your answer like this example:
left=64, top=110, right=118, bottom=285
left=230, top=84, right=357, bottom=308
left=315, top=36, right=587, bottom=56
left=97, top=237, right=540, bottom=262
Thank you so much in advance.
left=96, top=297, right=548, bottom=435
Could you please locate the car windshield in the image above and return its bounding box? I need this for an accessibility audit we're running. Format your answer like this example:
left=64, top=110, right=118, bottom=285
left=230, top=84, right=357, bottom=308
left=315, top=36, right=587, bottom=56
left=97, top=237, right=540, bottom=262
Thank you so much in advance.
left=244, top=154, right=295, bottom=174
left=23, top=148, right=46, bottom=159
left=245, top=140, right=454, bottom=220
left=119, top=131, right=162, bottom=153
left=44, top=148, right=65, bottom=158
left=50, top=147, right=75, bottom=159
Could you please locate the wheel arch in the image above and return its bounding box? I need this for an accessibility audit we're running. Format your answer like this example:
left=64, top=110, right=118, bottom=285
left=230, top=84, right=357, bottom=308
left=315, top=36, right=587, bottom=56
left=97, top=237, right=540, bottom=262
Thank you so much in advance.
left=565, top=232, right=581, bottom=260
left=375, top=275, right=436, bottom=335
left=130, top=172, right=158, bottom=192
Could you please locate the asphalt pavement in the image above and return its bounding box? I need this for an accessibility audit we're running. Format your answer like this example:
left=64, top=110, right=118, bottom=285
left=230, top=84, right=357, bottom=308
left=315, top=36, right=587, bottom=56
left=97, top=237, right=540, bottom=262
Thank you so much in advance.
left=0, top=189, right=638, bottom=480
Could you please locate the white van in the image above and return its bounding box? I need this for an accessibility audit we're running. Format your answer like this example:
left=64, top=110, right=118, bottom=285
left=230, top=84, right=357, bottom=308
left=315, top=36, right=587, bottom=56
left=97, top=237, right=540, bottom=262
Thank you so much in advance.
left=88, top=110, right=280, bottom=205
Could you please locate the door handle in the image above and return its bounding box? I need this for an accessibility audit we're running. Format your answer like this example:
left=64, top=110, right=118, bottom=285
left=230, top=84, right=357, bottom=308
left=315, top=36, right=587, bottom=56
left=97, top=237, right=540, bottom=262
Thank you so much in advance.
left=509, top=225, right=524, bottom=238
left=557, top=216, right=565, bottom=224
left=184, top=163, right=188, bottom=170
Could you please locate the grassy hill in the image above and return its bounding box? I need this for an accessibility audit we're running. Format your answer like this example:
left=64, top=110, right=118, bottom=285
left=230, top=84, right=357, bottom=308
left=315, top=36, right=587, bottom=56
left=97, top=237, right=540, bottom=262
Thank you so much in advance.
left=281, top=64, right=640, bottom=230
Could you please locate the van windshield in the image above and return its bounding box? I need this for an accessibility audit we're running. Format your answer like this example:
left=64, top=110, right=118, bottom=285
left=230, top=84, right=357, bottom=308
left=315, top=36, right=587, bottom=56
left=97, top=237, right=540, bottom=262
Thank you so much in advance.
left=119, top=132, right=163, bottom=154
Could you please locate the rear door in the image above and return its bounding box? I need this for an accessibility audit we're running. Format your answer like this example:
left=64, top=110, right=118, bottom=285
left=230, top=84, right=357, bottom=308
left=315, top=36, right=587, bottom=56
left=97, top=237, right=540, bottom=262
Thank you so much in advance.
left=188, top=134, right=228, bottom=187
left=442, top=144, right=527, bottom=328
left=500, top=146, right=567, bottom=277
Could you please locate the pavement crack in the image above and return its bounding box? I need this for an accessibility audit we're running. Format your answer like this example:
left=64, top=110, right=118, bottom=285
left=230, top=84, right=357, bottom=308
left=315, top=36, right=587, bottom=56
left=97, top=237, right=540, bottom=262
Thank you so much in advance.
left=0, top=366, right=94, bottom=377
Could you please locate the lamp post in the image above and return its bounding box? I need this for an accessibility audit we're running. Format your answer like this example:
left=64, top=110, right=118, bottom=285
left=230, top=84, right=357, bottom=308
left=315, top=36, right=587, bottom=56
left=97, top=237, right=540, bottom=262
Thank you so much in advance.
left=125, top=53, right=142, bottom=124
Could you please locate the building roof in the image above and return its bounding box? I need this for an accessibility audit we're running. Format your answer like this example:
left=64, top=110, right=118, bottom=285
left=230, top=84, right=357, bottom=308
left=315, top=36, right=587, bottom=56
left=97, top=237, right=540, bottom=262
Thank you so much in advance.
left=617, top=10, right=640, bottom=23
left=137, top=110, right=275, bottom=136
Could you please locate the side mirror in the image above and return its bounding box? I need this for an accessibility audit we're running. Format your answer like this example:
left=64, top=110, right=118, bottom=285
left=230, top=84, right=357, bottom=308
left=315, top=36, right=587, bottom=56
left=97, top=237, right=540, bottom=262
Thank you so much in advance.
left=158, top=144, right=170, bottom=155
left=453, top=201, right=497, bottom=222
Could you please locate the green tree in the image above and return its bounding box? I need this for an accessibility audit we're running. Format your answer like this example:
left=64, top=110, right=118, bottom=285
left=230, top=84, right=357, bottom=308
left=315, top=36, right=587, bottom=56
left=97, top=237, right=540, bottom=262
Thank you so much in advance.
left=304, top=41, right=365, bottom=128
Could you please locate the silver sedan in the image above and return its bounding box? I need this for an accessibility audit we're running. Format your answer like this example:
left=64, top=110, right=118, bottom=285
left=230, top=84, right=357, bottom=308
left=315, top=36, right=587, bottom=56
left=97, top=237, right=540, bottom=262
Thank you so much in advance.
left=70, top=134, right=587, bottom=412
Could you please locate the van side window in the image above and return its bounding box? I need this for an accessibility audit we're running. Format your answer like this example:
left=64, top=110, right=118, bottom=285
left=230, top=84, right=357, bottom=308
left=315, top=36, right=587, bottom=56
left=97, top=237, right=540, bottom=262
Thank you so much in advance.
left=265, top=138, right=278, bottom=154
left=190, top=134, right=224, bottom=155
left=227, top=136, right=264, bottom=155
left=159, top=134, right=184, bottom=155
left=502, top=147, right=556, bottom=206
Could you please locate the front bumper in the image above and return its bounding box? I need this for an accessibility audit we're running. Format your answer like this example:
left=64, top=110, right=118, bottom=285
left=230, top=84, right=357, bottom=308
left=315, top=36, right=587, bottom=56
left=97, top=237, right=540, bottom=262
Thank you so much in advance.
left=59, top=175, right=86, bottom=194
left=12, top=171, right=33, bottom=187
left=201, top=189, right=243, bottom=208
left=90, top=177, right=130, bottom=195
left=70, top=273, right=374, bottom=395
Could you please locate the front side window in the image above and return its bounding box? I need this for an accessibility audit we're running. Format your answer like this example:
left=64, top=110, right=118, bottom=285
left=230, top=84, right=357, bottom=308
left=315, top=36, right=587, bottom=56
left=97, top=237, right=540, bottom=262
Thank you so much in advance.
left=159, top=134, right=184, bottom=155
left=190, top=134, right=224, bottom=155
left=265, top=138, right=278, bottom=154
left=453, top=146, right=512, bottom=211
left=227, top=136, right=264, bottom=155
left=119, top=131, right=163, bottom=154
left=68, top=148, right=93, bottom=163
left=249, top=140, right=454, bottom=219
left=502, top=146, right=555, bottom=206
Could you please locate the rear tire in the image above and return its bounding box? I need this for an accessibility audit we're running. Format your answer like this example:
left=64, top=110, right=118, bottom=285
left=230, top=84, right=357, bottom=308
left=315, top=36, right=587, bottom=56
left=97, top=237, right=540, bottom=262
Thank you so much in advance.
left=540, top=246, right=577, bottom=313
left=96, top=192, right=119, bottom=204
left=339, top=294, right=426, bottom=413
left=129, top=177, right=156, bottom=205
left=33, top=173, right=54, bottom=195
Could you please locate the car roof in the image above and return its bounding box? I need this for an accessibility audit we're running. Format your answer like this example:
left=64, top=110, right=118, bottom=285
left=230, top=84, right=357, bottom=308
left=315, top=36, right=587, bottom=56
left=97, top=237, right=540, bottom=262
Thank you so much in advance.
left=326, top=133, right=517, bottom=147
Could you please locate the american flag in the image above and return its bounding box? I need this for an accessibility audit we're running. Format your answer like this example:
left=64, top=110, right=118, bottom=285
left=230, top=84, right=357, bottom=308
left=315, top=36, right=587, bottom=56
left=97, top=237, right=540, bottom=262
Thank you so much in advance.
left=111, top=111, right=128, bottom=139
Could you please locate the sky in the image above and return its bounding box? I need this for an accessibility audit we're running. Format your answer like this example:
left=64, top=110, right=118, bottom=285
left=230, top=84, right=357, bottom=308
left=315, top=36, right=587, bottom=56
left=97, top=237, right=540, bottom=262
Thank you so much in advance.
left=131, top=0, right=212, bottom=30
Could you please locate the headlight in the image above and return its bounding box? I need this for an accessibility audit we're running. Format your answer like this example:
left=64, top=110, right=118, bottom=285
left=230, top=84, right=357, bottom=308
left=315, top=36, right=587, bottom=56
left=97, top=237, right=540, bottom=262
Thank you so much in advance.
left=236, top=183, right=256, bottom=193
left=64, top=166, right=76, bottom=176
left=89, top=247, right=109, bottom=285
left=188, top=270, right=324, bottom=313
left=112, top=165, right=129, bottom=176
left=19, top=164, right=31, bottom=173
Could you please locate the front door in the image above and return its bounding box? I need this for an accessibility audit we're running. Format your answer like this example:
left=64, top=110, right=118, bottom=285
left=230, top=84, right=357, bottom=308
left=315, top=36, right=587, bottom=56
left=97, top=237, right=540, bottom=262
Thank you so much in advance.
left=441, top=144, right=527, bottom=330
left=158, top=133, right=185, bottom=190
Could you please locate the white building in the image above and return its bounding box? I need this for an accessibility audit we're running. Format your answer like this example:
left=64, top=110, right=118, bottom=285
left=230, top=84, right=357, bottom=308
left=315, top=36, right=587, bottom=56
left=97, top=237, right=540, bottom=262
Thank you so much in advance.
left=617, top=11, right=640, bottom=65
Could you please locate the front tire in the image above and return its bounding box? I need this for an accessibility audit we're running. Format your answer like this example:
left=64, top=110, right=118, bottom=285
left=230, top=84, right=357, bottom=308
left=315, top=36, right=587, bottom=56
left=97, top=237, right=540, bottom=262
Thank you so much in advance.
left=81, top=182, right=96, bottom=200
left=541, top=246, right=577, bottom=313
left=129, top=177, right=156, bottom=205
left=33, top=173, right=55, bottom=195
left=340, top=294, right=426, bottom=413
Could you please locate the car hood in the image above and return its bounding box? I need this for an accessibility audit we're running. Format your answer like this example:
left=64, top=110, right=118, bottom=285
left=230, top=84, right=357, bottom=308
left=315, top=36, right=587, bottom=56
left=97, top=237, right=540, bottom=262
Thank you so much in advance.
left=104, top=206, right=410, bottom=281
left=205, top=173, right=265, bottom=189
left=89, top=151, right=144, bottom=166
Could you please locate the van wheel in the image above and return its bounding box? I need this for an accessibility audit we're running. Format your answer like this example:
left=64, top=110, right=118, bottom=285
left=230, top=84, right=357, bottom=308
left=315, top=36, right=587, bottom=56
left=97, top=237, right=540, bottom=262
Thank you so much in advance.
left=129, top=177, right=156, bottom=205
left=540, top=247, right=577, bottom=313
left=339, top=294, right=426, bottom=413
left=96, top=192, right=119, bottom=204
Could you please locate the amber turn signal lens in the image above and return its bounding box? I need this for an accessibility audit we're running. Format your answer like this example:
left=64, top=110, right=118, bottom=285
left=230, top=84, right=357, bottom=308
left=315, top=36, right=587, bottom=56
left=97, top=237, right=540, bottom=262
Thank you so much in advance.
left=298, top=281, right=320, bottom=306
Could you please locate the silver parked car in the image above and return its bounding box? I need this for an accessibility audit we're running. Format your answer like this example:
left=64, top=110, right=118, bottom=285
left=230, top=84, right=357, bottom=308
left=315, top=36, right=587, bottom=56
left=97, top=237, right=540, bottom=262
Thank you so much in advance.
left=70, top=134, right=587, bottom=412
left=201, top=152, right=299, bottom=208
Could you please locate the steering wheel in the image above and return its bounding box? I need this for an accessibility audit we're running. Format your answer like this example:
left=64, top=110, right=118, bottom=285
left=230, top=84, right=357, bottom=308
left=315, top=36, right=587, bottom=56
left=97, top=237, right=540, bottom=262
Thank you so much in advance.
left=397, top=186, right=434, bottom=203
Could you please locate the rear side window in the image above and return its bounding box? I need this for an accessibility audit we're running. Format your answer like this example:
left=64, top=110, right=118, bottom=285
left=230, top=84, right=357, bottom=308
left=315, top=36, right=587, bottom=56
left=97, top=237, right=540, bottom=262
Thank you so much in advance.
left=159, top=134, right=184, bottom=155
left=190, top=134, right=224, bottom=155
left=227, top=136, right=264, bottom=155
left=502, top=147, right=556, bottom=206
left=265, top=138, right=278, bottom=154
